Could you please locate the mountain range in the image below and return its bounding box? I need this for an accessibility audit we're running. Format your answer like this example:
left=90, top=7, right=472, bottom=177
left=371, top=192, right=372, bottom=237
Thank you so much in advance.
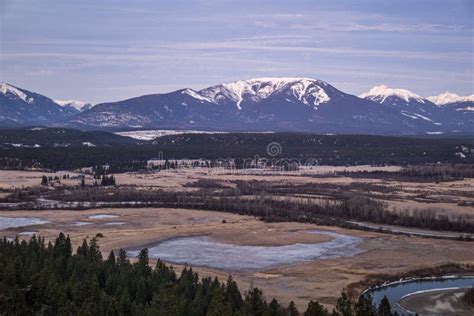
left=1, top=79, right=473, bottom=135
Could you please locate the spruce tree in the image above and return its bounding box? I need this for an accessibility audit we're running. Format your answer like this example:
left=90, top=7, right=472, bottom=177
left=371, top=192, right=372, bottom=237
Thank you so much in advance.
left=268, top=298, right=285, bottom=316
left=120, top=288, right=132, bottom=315
left=355, top=294, right=376, bottom=316
left=243, top=288, right=268, bottom=316
left=335, top=289, right=352, bottom=316
left=207, top=288, right=233, bottom=316
left=377, top=296, right=392, bottom=316
left=305, top=301, right=329, bottom=316
left=288, top=301, right=300, bottom=316
left=225, top=276, right=243, bottom=311
left=137, top=248, right=149, bottom=267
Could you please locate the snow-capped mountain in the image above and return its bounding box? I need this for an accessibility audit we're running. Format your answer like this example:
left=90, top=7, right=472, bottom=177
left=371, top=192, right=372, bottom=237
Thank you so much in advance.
left=359, top=84, right=445, bottom=129
left=427, top=92, right=474, bottom=130
left=192, top=77, right=333, bottom=109
left=1, top=79, right=472, bottom=135
left=359, top=85, right=426, bottom=105
left=54, top=99, right=93, bottom=112
left=70, top=78, right=437, bottom=134
left=427, top=92, right=474, bottom=106
left=0, top=83, right=78, bottom=126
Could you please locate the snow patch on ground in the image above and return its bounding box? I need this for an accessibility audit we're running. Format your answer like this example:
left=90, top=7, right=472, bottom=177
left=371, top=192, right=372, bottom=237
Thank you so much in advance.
left=0, top=217, right=49, bottom=230
left=456, top=106, right=474, bottom=111
left=88, top=214, right=119, bottom=219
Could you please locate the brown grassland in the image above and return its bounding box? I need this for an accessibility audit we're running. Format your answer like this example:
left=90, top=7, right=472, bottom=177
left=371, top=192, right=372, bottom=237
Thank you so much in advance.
left=0, top=166, right=473, bottom=310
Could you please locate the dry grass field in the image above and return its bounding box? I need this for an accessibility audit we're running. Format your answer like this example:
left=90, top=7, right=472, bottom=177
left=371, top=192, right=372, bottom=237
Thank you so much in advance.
left=1, top=166, right=473, bottom=309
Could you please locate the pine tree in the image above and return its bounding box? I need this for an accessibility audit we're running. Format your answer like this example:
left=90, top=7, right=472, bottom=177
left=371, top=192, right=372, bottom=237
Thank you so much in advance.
left=119, top=288, right=132, bottom=315
left=355, top=294, right=376, bottom=316
left=134, top=277, right=149, bottom=305
left=225, top=275, right=243, bottom=311
left=137, top=248, right=149, bottom=266
left=41, top=175, right=48, bottom=185
left=150, top=282, right=185, bottom=315
left=268, top=298, right=286, bottom=316
left=207, top=288, right=233, bottom=316
left=106, top=250, right=116, bottom=266
left=335, top=289, right=352, bottom=316
left=305, top=301, right=329, bottom=316
left=377, top=296, right=392, bottom=316
left=288, top=301, right=300, bottom=316
left=88, top=238, right=102, bottom=262
left=77, top=239, right=89, bottom=257
left=117, top=248, right=129, bottom=267
left=243, top=288, right=268, bottom=316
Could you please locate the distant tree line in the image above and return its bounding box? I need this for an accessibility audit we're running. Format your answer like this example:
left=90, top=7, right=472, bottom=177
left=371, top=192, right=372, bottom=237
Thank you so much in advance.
left=0, top=233, right=397, bottom=315
left=399, top=164, right=474, bottom=181
left=1, top=133, right=472, bottom=171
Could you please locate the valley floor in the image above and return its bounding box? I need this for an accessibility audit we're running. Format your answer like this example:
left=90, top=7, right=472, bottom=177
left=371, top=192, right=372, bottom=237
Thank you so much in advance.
left=1, top=207, right=473, bottom=310
left=0, top=166, right=473, bottom=309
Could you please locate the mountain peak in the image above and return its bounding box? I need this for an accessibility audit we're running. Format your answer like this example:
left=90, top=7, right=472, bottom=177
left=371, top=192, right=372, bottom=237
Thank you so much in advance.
left=360, top=85, right=425, bottom=104
left=427, top=91, right=474, bottom=105
left=54, top=99, right=92, bottom=111
left=198, top=77, right=333, bottom=109
left=1, top=82, right=34, bottom=104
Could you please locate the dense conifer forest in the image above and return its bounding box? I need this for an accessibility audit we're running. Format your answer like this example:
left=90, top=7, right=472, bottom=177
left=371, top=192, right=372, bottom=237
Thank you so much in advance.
left=0, top=129, right=472, bottom=171
left=0, top=233, right=396, bottom=315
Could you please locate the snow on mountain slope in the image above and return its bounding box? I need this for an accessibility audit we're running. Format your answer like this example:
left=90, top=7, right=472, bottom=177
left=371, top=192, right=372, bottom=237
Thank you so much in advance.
left=359, top=85, right=425, bottom=104
left=55, top=99, right=93, bottom=111
left=1, top=83, right=34, bottom=104
left=181, top=89, right=212, bottom=103
left=3, top=80, right=472, bottom=134
left=196, top=78, right=333, bottom=109
left=70, top=77, right=423, bottom=134
left=358, top=84, right=448, bottom=130
left=0, top=83, right=78, bottom=125
left=427, top=92, right=474, bottom=105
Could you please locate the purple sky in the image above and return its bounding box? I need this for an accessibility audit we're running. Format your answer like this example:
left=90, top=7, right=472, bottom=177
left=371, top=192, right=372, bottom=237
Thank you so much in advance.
left=1, top=0, right=472, bottom=104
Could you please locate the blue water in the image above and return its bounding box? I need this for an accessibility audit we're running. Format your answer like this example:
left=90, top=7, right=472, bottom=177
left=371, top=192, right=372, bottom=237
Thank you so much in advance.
left=128, top=230, right=363, bottom=271
left=366, top=277, right=474, bottom=315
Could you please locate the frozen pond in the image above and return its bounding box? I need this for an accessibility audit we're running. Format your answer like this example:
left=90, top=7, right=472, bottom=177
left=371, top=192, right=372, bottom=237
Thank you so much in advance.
left=128, top=230, right=363, bottom=271
left=104, top=222, right=126, bottom=226
left=73, top=221, right=92, bottom=226
left=17, top=231, right=37, bottom=237
left=0, top=216, right=49, bottom=230
left=88, top=214, right=119, bottom=219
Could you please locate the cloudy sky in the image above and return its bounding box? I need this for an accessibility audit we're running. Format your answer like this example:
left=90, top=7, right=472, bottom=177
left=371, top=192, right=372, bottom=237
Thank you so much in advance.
left=1, top=0, right=472, bottom=104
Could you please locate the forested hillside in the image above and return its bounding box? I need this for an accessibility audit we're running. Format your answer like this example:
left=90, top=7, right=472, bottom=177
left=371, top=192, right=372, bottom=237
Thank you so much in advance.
left=0, top=127, right=136, bottom=148
left=0, top=234, right=394, bottom=315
